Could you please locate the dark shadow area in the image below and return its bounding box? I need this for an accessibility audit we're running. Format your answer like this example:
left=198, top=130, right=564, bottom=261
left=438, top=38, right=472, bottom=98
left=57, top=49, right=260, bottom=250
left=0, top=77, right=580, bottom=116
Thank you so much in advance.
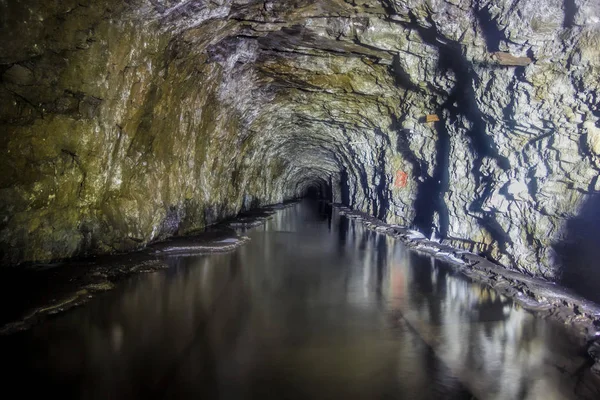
left=340, top=168, right=351, bottom=206
left=300, top=178, right=332, bottom=201
left=431, top=117, right=450, bottom=238
left=337, top=213, right=349, bottom=254
left=553, top=194, right=600, bottom=304
left=390, top=54, right=421, bottom=92
left=563, top=0, right=577, bottom=29
left=0, top=266, right=75, bottom=327
left=478, top=213, right=516, bottom=266
left=305, top=186, right=321, bottom=199
left=373, top=128, right=391, bottom=220
left=374, top=235, right=387, bottom=302
left=438, top=42, right=511, bottom=173
left=394, top=116, right=449, bottom=237
left=474, top=5, right=503, bottom=52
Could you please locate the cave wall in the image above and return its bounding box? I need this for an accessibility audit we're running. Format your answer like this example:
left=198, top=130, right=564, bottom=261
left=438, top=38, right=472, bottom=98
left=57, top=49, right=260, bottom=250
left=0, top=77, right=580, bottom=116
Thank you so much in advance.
left=1, top=0, right=600, bottom=280
left=0, top=0, right=287, bottom=263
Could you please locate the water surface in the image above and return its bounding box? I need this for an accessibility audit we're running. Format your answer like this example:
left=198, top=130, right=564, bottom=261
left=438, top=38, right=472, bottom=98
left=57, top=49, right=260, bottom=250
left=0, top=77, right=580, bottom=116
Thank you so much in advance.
left=2, top=201, right=598, bottom=399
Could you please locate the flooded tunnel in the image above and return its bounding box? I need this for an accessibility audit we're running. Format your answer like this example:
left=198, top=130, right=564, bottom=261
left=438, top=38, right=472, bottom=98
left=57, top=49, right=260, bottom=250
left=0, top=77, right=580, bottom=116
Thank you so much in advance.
left=2, top=0, right=600, bottom=398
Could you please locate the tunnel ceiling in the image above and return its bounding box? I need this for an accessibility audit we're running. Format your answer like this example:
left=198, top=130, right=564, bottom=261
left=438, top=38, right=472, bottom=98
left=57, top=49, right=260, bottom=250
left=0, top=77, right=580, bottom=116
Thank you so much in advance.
left=1, top=0, right=600, bottom=278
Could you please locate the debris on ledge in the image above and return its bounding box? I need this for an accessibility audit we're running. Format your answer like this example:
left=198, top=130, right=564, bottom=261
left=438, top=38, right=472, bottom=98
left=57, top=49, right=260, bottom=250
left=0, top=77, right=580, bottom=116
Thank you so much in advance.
left=491, top=52, right=533, bottom=66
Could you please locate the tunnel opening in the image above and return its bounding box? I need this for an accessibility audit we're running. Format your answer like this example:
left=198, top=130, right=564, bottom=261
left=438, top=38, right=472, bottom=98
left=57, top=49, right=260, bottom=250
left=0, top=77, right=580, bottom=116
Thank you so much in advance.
left=2, top=3, right=600, bottom=396
left=295, top=175, right=333, bottom=202
left=304, top=185, right=323, bottom=199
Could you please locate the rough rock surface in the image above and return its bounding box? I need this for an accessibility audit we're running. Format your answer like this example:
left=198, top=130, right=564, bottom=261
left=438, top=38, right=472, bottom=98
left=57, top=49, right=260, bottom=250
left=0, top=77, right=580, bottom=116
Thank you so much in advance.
left=2, top=1, right=600, bottom=288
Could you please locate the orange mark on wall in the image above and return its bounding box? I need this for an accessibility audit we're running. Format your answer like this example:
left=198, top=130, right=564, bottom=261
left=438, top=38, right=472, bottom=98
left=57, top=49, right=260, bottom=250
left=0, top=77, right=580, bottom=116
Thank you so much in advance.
left=425, top=114, right=440, bottom=123
left=394, top=170, right=408, bottom=188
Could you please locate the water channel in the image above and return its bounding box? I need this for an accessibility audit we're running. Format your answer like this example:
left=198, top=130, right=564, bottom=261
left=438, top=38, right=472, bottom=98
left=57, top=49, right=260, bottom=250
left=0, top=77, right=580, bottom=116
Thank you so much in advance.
left=1, top=201, right=598, bottom=399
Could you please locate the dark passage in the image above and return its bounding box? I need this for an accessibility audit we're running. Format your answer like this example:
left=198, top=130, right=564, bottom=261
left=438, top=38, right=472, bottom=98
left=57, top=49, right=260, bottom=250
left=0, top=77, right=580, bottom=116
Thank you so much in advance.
left=1, top=201, right=597, bottom=399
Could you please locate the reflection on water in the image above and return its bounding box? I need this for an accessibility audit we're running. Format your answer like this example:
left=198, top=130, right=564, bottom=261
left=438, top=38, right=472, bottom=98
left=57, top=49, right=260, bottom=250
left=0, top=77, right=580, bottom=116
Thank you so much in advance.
left=2, top=201, right=598, bottom=399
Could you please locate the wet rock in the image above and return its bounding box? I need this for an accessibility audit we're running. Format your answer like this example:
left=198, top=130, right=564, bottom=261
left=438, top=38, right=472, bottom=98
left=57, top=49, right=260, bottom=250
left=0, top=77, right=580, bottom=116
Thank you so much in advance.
left=85, top=281, right=115, bottom=292
left=151, top=234, right=250, bottom=255
left=226, top=209, right=274, bottom=228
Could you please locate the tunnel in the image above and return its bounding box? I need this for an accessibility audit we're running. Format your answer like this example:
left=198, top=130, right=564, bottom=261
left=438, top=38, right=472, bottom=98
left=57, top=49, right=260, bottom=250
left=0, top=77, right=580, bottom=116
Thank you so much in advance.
left=2, top=0, right=600, bottom=398
left=1, top=0, right=600, bottom=278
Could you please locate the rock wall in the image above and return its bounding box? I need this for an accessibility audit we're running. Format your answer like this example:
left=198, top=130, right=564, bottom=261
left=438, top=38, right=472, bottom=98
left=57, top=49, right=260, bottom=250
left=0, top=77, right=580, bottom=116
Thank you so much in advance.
left=2, top=0, right=600, bottom=282
left=0, top=0, right=289, bottom=263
